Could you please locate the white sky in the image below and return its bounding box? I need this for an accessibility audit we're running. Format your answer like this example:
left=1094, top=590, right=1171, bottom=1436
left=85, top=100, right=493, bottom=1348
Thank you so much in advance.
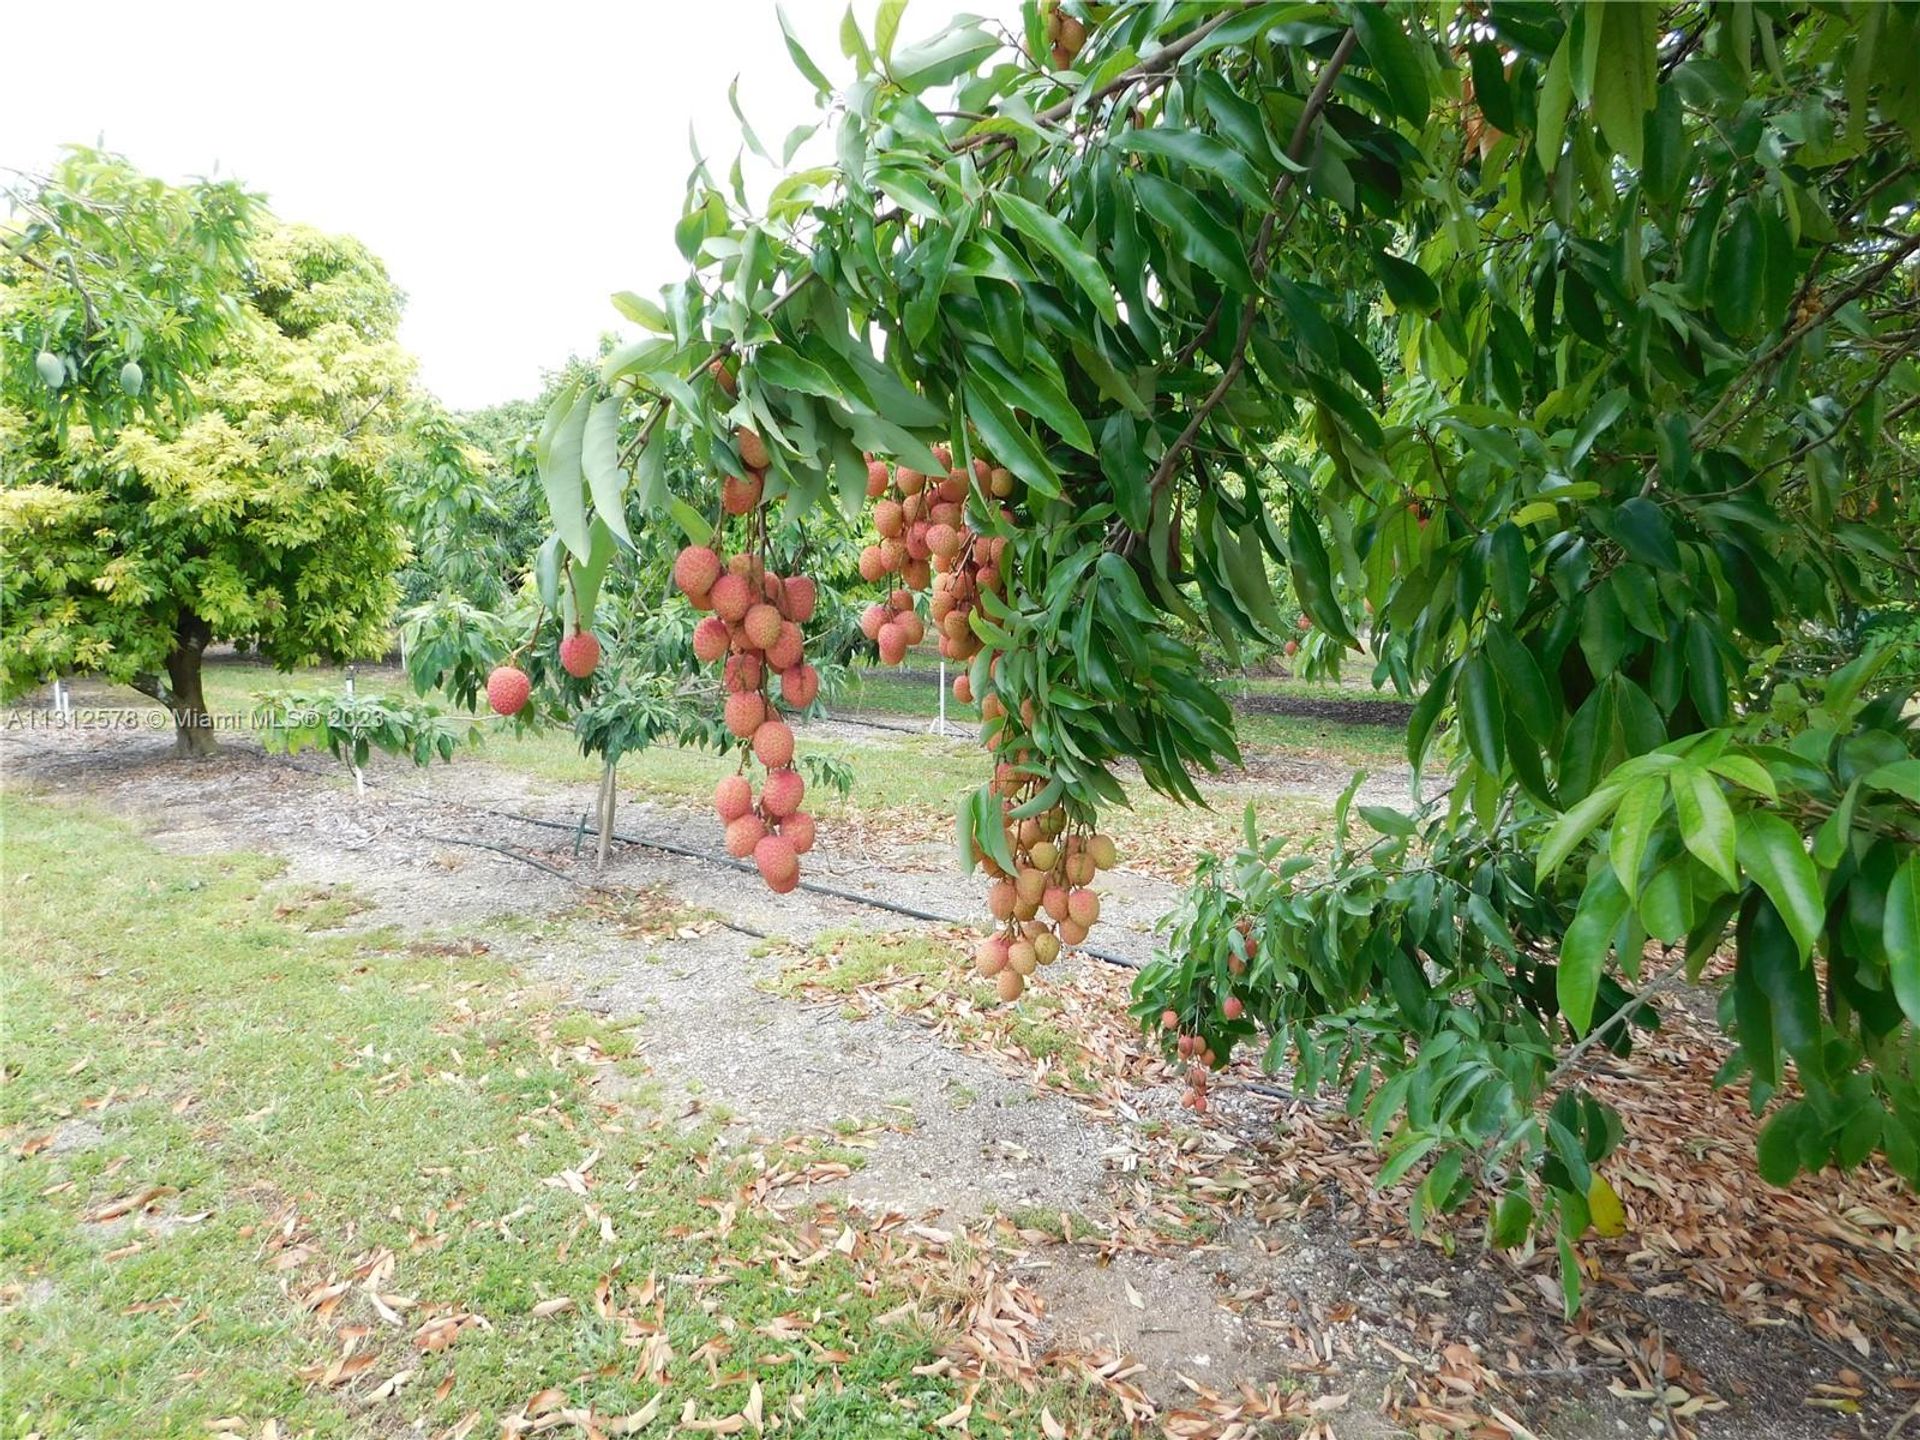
left=4, top=0, right=1016, bottom=412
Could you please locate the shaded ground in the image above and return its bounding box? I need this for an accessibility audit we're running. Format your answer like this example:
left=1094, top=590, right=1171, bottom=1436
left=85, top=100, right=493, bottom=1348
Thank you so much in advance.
left=4, top=716, right=1917, bottom=1440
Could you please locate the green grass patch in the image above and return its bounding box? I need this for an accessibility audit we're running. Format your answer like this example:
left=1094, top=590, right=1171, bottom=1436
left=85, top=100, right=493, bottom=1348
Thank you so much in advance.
left=0, top=794, right=1108, bottom=1439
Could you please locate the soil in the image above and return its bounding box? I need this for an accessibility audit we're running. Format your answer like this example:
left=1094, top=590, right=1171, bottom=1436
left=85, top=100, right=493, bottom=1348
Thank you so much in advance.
left=5, top=714, right=1913, bottom=1440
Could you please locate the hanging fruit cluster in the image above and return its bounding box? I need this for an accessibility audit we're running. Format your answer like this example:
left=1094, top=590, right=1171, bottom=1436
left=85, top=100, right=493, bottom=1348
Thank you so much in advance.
left=1158, top=917, right=1255, bottom=1112
left=856, top=444, right=1119, bottom=999
left=675, top=426, right=822, bottom=893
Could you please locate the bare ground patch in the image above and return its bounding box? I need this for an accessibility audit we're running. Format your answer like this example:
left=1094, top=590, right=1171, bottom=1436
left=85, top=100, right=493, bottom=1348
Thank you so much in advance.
left=6, top=722, right=1916, bottom=1438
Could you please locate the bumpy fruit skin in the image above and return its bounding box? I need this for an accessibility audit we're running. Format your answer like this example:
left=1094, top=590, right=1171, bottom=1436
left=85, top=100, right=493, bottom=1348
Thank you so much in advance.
left=722, top=473, right=763, bottom=516
left=865, top=459, right=890, bottom=497
left=1223, top=996, right=1244, bottom=1020
left=762, top=767, right=805, bottom=818
left=975, top=936, right=1010, bottom=977
left=724, top=691, right=767, bottom=739
left=781, top=575, right=817, bottom=623
left=779, top=811, right=816, bottom=855
left=693, top=617, right=731, bottom=664
left=754, top=833, right=799, bottom=889
left=737, top=428, right=770, bottom=470
left=1088, top=833, right=1117, bottom=870
left=1067, top=889, right=1100, bottom=927
left=710, top=573, right=752, bottom=623
left=877, top=623, right=909, bottom=665
left=724, top=653, right=763, bottom=692
left=995, top=968, right=1025, bottom=1002
left=674, top=545, right=722, bottom=599
left=859, top=604, right=890, bottom=641
left=486, top=665, right=532, bottom=716
left=764, top=621, right=804, bottom=672
left=559, top=631, right=601, bottom=678
left=724, top=814, right=766, bottom=858
left=780, top=663, right=820, bottom=709
left=743, top=603, right=783, bottom=650
left=714, top=774, right=754, bottom=822
left=753, top=719, right=795, bottom=769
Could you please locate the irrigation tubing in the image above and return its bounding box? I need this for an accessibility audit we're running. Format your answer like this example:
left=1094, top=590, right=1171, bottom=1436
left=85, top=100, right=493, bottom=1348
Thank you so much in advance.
left=267, top=753, right=1146, bottom=972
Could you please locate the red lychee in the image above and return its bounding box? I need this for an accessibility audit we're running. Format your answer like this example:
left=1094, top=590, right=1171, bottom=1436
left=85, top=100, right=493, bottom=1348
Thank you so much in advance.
left=724, top=690, right=766, bottom=739
left=762, top=767, right=805, bottom=818
left=724, top=653, right=763, bottom=692
left=722, top=473, right=763, bottom=516
left=780, top=663, right=820, bottom=709
left=487, top=665, right=531, bottom=717
left=865, top=459, right=890, bottom=497
left=674, top=545, right=722, bottom=599
left=693, top=616, right=731, bottom=664
left=737, top=427, right=770, bottom=470
left=859, top=604, right=890, bottom=641
left=779, top=811, right=816, bottom=855
left=781, top=575, right=817, bottom=623
left=765, top=621, right=804, bottom=672
left=559, top=630, right=601, bottom=679
left=877, top=622, right=908, bottom=665
left=743, top=602, right=783, bottom=651
left=725, top=814, right=766, bottom=858
left=710, top=573, right=752, bottom=624
left=754, top=833, right=799, bottom=889
left=753, top=718, right=795, bottom=769
left=714, top=774, right=754, bottom=822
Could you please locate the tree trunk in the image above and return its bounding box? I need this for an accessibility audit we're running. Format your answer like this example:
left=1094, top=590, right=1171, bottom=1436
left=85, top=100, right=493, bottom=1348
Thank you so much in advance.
left=165, top=616, right=217, bottom=757
left=596, top=760, right=617, bottom=870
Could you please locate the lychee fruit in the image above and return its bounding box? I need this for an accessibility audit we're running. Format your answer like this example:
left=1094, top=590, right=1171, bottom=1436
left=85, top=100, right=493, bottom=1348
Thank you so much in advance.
left=765, top=621, right=804, bottom=672
left=896, top=467, right=926, bottom=495
left=781, top=663, right=820, bottom=709
left=754, top=832, right=799, bottom=887
left=1007, top=940, right=1038, bottom=976
left=866, top=459, right=891, bottom=497
left=1223, top=996, right=1244, bottom=1020
left=874, top=499, right=905, bottom=538
left=725, top=814, right=766, bottom=858
left=715, top=774, right=754, bottom=823
left=781, top=575, right=817, bottom=623
left=709, top=357, right=738, bottom=395
left=722, top=472, right=763, bottom=515
left=860, top=604, right=890, bottom=641
left=674, top=545, right=722, bottom=599
left=1067, top=889, right=1100, bottom=927
left=694, top=616, right=731, bottom=664
left=1032, top=931, right=1061, bottom=965
left=858, top=546, right=887, bottom=583
left=737, top=427, right=770, bottom=469
left=762, top=767, right=805, bottom=818
left=743, top=602, right=784, bottom=651
left=877, top=623, right=909, bottom=665
left=987, top=879, right=1017, bottom=921
left=1088, top=833, right=1117, bottom=870
left=1057, top=918, right=1089, bottom=946
left=724, top=652, right=763, bottom=692
left=954, top=673, right=973, bottom=704
left=995, top=968, right=1025, bottom=1002
left=559, top=630, right=601, bottom=679
left=779, top=811, right=815, bottom=855
left=710, top=573, right=753, bottom=624
left=487, top=665, right=531, bottom=717
left=724, top=690, right=766, bottom=739
left=1042, top=886, right=1070, bottom=923
left=975, top=936, right=1010, bottom=977
left=753, top=718, right=795, bottom=769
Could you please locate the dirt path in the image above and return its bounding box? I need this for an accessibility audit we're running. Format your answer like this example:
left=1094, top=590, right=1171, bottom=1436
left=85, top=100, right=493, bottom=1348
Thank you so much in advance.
left=6, top=722, right=1913, bottom=1440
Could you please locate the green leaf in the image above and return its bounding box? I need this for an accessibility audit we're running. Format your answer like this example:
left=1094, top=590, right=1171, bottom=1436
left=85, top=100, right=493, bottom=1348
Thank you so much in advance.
left=995, top=191, right=1118, bottom=325
left=1539, top=783, right=1624, bottom=881
left=1735, top=812, right=1825, bottom=961
left=1885, top=856, right=1920, bottom=1027
left=1608, top=776, right=1666, bottom=901
left=669, top=499, right=712, bottom=547
left=580, top=397, right=633, bottom=549
left=1351, top=3, right=1431, bottom=127
left=1133, top=173, right=1255, bottom=294
left=1672, top=766, right=1738, bottom=888
left=1458, top=655, right=1506, bottom=773
left=889, top=24, right=997, bottom=92
left=962, top=380, right=1061, bottom=498
left=1373, top=250, right=1440, bottom=312
left=611, top=291, right=669, bottom=332
left=1537, top=34, right=1573, bottom=169
left=1485, top=623, right=1557, bottom=737
left=1590, top=1, right=1658, bottom=166
left=777, top=3, right=833, bottom=92
left=1611, top=497, right=1680, bottom=571
left=1116, top=129, right=1270, bottom=210
left=539, top=388, right=593, bottom=563
left=753, top=344, right=847, bottom=403
left=875, top=0, right=906, bottom=62
left=1561, top=867, right=1630, bottom=1035
left=1713, top=201, right=1765, bottom=338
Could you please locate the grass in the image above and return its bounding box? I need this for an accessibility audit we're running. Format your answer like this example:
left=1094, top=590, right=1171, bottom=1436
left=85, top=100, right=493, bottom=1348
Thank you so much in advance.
left=0, top=793, right=1119, bottom=1439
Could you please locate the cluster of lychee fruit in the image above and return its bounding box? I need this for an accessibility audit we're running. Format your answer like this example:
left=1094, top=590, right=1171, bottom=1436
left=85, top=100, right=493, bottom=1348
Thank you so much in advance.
left=856, top=444, right=1011, bottom=692
left=972, top=800, right=1118, bottom=1001
left=1039, top=0, right=1088, bottom=68
left=674, top=427, right=823, bottom=894
left=1158, top=918, right=1256, bottom=1114
left=486, top=626, right=601, bottom=717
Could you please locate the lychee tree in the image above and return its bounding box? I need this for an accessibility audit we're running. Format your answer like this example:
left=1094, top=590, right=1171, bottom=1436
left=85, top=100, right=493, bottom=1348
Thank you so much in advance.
left=528, top=0, right=1920, bottom=1287
left=2, top=152, right=418, bottom=754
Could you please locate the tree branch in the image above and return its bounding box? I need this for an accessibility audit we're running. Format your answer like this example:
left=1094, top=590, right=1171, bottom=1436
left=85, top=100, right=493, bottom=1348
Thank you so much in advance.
left=1145, top=27, right=1359, bottom=501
